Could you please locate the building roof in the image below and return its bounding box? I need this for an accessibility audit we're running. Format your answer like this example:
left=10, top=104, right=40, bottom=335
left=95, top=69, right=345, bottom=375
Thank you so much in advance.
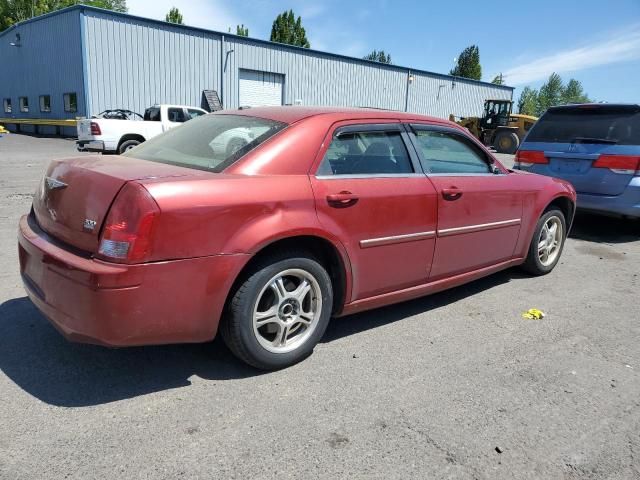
left=217, top=105, right=453, bottom=125
left=1, top=4, right=514, bottom=91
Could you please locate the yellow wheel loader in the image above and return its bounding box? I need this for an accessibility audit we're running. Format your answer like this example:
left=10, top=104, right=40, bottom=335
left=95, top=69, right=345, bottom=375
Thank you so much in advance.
left=449, top=99, right=538, bottom=154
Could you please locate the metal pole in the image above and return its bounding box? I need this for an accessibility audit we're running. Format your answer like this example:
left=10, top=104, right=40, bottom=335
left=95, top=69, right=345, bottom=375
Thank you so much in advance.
left=404, top=70, right=411, bottom=112
left=220, top=35, right=225, bottom=108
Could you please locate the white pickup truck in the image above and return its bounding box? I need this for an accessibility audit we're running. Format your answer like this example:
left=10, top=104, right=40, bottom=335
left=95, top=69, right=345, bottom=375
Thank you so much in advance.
left=76, top=104, right=208, bottom=154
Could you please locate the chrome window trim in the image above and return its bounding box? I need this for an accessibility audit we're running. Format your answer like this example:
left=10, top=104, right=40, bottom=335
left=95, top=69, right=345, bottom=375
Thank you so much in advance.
left=438, top=218, right=521, bottom=237
left=315, top=173, right=425, bottom=180
left=360, top=230, right=436, bottom=248
left=426, top=172, right=505, bottom=177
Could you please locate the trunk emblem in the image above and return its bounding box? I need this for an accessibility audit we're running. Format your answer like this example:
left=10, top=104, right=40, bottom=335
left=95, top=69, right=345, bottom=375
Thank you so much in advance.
left=45, top=177, right=68, bottom=190
left=83, top=219, right=97, bottom=231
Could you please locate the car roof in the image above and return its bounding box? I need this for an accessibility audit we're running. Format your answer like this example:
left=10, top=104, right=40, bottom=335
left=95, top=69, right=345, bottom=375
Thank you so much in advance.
left=547, top=103, right=640, bottom=112
left=214, top=106, right=451, bottom=125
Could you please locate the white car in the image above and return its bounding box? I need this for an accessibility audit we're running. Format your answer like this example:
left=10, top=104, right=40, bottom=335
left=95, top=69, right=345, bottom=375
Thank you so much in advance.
left=77, top=104, right=207, bottom=154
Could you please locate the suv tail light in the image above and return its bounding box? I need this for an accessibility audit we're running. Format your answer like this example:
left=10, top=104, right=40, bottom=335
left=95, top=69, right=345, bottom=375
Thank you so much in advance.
left=90, top=121, right=102, bottom=135
left=97, top=183, right=160, bottom=264
left=593, top=154, right=640, bottom=175
left=514, top=150, right=548, bottom=168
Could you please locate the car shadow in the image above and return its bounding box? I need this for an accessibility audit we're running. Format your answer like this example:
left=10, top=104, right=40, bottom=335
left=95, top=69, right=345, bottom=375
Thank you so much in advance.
left=569, top=212, right=639, bottom=244
left=0, top=269, right=525, bottom=407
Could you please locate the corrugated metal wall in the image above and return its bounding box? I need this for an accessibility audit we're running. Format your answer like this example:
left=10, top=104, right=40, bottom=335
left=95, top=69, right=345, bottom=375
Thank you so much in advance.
left=83, top=9, right=511, bottom=119
left=222, top=37, right=409, bottom=111
left=408, top=72, right=513, bottom=118
left=0, top=9, right=85, bottom=134
left=83, top=10, right=222, bottom=116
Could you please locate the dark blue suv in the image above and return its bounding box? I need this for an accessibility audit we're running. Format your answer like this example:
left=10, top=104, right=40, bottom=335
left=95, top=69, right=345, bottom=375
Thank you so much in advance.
left=515, top=104, right=639, bottom=218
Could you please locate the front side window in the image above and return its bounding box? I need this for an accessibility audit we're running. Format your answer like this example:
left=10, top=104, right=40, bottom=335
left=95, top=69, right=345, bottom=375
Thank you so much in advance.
left=413, top=129, right=490, bottom=174
left=63, top=92, right=77, bottom=113
left=19, top=97, right=29, bottom=113
left=123, top=114, right=286, bottom=173
left=187, top=108, right=206, bottom=120
left=168, top=108, right=187, bottom=123
left=39, top=95, right=51, bottom=113
left=317, top=129, right=413, bottom=176
left=3, top=98, right=11, bottom=113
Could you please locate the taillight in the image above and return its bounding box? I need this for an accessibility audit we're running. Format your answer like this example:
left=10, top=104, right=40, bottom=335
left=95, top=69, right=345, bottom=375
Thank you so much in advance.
left=90, top=121, right=101, bottom=135
left=97, top=183, right=160, bottom=264
left=592, top=154, right=640, bottom=175
left=514, top=150, right=548, bottom=168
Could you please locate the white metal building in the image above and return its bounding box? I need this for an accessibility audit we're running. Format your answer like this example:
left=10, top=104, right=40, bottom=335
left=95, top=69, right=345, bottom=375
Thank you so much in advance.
left=0, top=5, right=513, bottom=135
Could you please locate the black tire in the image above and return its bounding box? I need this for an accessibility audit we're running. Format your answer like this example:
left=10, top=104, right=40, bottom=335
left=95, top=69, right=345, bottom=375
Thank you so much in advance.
left=118, top=139, right=141, bottom=154
left=521, top=207, right=567, bottom=276
left=220, top=251, right=333, bottom=370
left=494, top=131, right=519, bottom=154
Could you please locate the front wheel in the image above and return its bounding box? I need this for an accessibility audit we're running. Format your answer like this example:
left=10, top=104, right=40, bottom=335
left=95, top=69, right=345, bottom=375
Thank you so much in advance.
left=494, top=131, right=519, bottom=154
left=221, top=252, right=333, bottom=370
left=521, top=208, right=567, bottom=275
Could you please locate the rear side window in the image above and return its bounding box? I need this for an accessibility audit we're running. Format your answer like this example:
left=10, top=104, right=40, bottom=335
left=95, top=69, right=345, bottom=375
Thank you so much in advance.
left=123, top=114, right=286, bottom=173
left=413, top=129, right=490, bottom=174
left=144, top=107, right=161, bottom=121
left=317, top=129, right=413, bottom=176
left=526, top=106, right=640, bottom=145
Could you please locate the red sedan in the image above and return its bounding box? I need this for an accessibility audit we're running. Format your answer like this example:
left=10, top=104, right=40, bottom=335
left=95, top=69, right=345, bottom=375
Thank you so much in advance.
left=18, top=107, right=576, bottom=369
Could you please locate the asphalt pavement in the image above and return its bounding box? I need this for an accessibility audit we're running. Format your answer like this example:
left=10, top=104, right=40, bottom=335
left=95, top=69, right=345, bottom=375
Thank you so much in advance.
left=0, top=133, right=638, bottom=479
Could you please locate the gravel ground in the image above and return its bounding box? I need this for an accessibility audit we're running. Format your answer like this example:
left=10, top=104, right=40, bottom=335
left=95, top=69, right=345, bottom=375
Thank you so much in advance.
left=0, top=133, right=639, bottom=479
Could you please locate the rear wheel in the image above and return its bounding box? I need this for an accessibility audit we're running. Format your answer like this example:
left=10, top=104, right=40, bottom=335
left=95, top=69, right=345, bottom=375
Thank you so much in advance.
left=522, top=208, right=566, bottom=275
left=118, top=139, right=141, bottom=154
left=221, top=251, right=333, bottom=370
left=494, top=131, right=519, bottom=154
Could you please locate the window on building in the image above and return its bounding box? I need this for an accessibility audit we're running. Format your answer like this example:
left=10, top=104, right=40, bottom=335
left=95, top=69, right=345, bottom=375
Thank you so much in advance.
left=63, top=92, right=77, bottom=113
left=317, top=128, right=414, bottom=176
left=19, top=97, right=29, bottom=113
left=3, top=98, right=11, bottom=113
left=39, top=95, right=51, bottom=113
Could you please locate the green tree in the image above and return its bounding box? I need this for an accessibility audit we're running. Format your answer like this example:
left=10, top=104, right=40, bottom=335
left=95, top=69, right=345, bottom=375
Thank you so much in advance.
left=561, top=78, right=590, bottom=104
left=363, top=49, right=391, bottom=64
left=269, top=9, right=310, bottom=48
left=235, top=24, right=248, bottom=36
left=1, top=0, right=127, bottom=31
left=537, top=72, right=564, bottom=114
left=165, top=6, right=182, bottom=24
left=517, top=86, right=539, bottom=116
left=449, top=45, right=481, bottom=80
left=491, top=73, right=504, bottom=85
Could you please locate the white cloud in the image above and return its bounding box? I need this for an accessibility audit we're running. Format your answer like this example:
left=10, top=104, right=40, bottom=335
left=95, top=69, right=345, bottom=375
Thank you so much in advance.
left=501, top=24, right=640, bottom=85
left=127, top=0, right=241, bottom=32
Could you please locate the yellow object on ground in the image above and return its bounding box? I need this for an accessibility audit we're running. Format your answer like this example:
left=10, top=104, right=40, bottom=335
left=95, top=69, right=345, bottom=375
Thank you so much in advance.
left=0, top=125, right=8, bottom=134
left=522, top=308, right=545, bottom=320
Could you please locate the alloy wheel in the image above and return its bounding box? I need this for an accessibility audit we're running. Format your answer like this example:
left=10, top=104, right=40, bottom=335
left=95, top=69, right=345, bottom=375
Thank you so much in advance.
left=252, top=269, right=323, bottom=354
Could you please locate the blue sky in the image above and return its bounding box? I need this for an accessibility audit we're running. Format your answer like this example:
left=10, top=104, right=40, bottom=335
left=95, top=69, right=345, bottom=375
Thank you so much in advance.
left=128, top=0, right=640, bottom=103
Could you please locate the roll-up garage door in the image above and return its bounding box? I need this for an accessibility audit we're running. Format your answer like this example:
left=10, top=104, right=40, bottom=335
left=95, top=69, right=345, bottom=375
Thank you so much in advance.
left=239, top=69, right=284, bottom=107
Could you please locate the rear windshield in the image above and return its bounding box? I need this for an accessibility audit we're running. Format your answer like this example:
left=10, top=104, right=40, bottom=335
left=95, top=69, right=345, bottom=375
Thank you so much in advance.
left=526, top=106, right=640, bottom=145
left=123, top=114, right=287, bottom=172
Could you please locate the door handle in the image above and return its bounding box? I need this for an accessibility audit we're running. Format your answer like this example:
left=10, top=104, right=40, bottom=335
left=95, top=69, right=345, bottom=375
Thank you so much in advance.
left=326, top=191, right=359, bottom=208
left=442, top=187, right=463, bottom=201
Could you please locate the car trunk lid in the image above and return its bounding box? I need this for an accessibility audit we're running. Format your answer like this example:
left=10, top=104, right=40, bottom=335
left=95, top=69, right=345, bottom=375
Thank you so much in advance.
left=32, top=155, right=200, bottom=252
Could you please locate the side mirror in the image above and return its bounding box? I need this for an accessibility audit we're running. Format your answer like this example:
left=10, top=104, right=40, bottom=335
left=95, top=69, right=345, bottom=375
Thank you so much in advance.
left=491, top=164, right=502, bottom=174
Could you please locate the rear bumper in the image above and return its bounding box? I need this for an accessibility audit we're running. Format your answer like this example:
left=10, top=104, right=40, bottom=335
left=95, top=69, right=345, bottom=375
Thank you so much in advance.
left=18, top=214, right=249, bottom=346
left=577, top=177, right=640, bottom=218
left=76, top=139, right=118, bottom=153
